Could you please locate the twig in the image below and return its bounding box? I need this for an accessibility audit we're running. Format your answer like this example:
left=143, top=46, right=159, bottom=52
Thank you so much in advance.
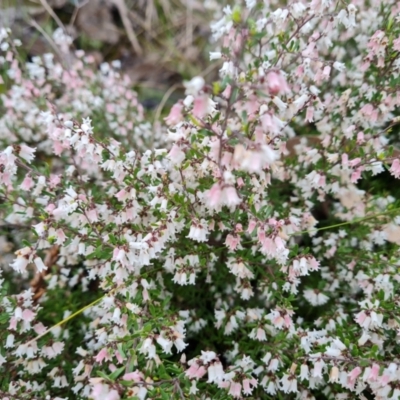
left=110, top=0, right=143, bottom=55
left=38, top=0, right=66, bottom=31
left=28, top=18, right=69, bottom=69
left=69, top=0, right=89, bottom=27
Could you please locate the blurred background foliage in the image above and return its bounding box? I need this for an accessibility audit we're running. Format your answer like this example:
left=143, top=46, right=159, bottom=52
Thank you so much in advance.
left=0, top=0, right=224, bottom=111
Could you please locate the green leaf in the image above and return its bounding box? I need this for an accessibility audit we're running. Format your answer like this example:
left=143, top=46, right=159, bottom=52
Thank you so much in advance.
left=109, top=366, right=125, bottom=381
left=96, top=370, right=111, bottom=381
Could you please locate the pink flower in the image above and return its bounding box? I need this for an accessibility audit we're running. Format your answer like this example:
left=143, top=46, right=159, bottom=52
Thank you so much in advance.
left=185, top=361, right=207, bottom=379
left=390, top=159, right=400, bottom=179
left=192, top=95, right=209, bottom=119
left=115, top=189, right=128, bottom=202
left=305, top=106, right=314, bottom=122
left=261, top=113, right=279, bottom=134
left=20, top=176, right=35, bottom=191
left=228, top=381, right=242, bottom=398
left=167, top=144, right=186, bottom=166
left=164, top=101, right=184, bottom=126
left=247, top=220, right=257, bottom=234
left=222, top=186, right=241, bottom=208
left=56, top=229, right=67, bottom=245
left=95, top=348, right=110, bottom=365
left=242, top=378, right=257, bottom=394
left=115, top=351, right=123, bottom=364
left=322, top=65, right=331, bottom=79
left=9, top=317, right=17, bottom=330
left=351, top=168, right=362, bottom=183
left=266, top=72, right=290, bottom=95
left=87, top=208, right=99, bottom=222
left=206, top=183, right=223, bottom=209
left=348, top=366, right=362, bottom=383
left=225, top=234, right=241, bottom=251
left=393, top=37, right=400, bottom=51
left=221, top=84, right=232, bottom=98
left=21, top=309, right=35, bottom=322
left=123, top=370, right=143, bottom=382
left=368, top=363, right=380, bottom=381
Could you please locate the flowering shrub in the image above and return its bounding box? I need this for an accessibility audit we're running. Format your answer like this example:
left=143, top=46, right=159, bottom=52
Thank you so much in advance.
left=1, top=0, right=400, bottom=398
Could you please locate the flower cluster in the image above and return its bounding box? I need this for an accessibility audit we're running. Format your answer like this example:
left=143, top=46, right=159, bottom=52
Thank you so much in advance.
left=1, top=0, right=400, bottom=398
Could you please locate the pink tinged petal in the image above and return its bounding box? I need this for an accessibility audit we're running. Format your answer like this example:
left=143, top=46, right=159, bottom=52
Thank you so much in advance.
left=221, top=84, right=232, bottom=98
left=192, top=95, right=209, bottom=119
left=123, top=371, right=142, bottom=382
left=195, top=365, right=207, bottom=378
left=242, top=378, right=257, bottom=394
left=223, top=186, right=241, bottom=207
left=20, top=176, right=35, bottom=191
left=348, top=366, right=362, bottom=382
left=21, top=309, right=35, bottom=322
left=56, top=229, right=67, bottom=244
left=167, top=144, right=186, bottom=165
left=105, top=390, right=120, bottom=400
left=228, top=382, right=242, bottom=398
left=33, top=322, right=46, bottom=334
left=52, top=342, right=64, bottom=355
left=247, top=220, right=257, bottom=234
left=355, top=311, right=366, bottom=325
left=95, top=348, right=108, bottom=365
left=206, top=183, right=223, bottom=208
left=164, top=102, right=184, bottom=126
left=390, top=159, right=400, bottom=179
left=185, top=362, right=200, bottom=378
left=9, top=317, right=17, bottom=330
left=266, top=72, right=289, bottom=95
left=115, top=351, right=123, bottom=364
left=87, top=209, right=98, bottom=222
left=369, top=363, right=380, bottom=381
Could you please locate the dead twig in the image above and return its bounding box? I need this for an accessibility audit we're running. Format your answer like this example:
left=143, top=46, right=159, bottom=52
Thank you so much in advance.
left=109, top=0, right=142, bottom=55
left=38, top=0, right=66, bottom=31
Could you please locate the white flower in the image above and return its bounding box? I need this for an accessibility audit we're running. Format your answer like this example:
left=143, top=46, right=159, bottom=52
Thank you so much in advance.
left=139, top=338, right=156, bottom=359
left=245, top=0, right=256, bottom=9
left=304, top=289, right=329, bottom=306
left=18, top=145, right=36, bottom=163
left=209, top=51, right=222, bottom=60
left=156, top=334, right=173, bottom=354
left=34, top=257, right=48, bottom=273
left=174, top=337, right=187, bottom=352
left=184, top=76, right=205, bottom=96
left=200, top=351, right=217, bottom=363
left=5, top=334, right=15, bottom=348
left=219, top=61, right=237, bottom=77
left=187, top=220, right=209, bottom=242
left=333, top=61, right=346, bottom=72
left=280, top=374, right=298, bottom=393
left=299, top=364, right=309, bottom=380
left=189, top=380, right=198, bottom=394
left=207, top=361, right=224, bottom=382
